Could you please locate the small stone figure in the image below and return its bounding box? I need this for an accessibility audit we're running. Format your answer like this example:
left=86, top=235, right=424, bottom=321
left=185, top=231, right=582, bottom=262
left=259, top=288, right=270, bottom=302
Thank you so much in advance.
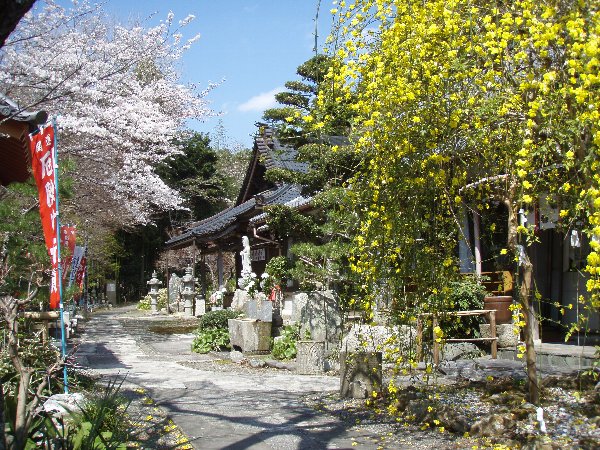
left=238, top=236, right=255, bottom=290
left=240, top=236, right=251, bottom=278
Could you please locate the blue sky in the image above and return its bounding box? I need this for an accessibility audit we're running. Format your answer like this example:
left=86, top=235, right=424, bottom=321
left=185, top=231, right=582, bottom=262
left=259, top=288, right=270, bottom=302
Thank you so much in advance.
left=98, top=0, right=334, bottom=149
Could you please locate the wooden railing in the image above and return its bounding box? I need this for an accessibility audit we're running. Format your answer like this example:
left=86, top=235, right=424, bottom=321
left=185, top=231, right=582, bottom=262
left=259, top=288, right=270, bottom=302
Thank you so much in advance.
left=416, top=309, right=498, bottom=365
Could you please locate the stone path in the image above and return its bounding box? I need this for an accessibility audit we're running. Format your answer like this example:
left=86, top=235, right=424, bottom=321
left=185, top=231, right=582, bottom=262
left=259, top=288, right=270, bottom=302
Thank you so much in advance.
left=75, top=306, right=458, bottom=449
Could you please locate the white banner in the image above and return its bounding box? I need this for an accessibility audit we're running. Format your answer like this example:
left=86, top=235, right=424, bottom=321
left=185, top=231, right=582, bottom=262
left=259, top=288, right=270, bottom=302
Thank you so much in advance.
left=68, top=245, right=85, bottom=287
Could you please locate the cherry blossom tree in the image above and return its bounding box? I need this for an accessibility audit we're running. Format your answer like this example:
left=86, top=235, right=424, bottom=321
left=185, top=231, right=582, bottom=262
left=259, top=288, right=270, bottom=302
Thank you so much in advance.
left=0, top=0, right=215, bottom=232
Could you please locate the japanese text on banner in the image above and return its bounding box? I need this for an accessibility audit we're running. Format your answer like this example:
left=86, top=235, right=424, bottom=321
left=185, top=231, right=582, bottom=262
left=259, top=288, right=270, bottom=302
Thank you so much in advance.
left=29, top=124, right=60, bottom=309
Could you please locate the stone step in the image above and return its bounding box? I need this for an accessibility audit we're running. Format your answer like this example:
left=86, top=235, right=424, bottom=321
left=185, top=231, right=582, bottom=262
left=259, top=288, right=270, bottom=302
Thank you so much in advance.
left=497, top=344, right=597, bottom=370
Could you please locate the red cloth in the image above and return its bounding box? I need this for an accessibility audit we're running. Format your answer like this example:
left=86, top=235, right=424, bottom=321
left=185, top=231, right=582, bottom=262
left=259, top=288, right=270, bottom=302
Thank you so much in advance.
left=29, top=124, right=60, bottom=309
left=60, top=225, right=76, bottom=279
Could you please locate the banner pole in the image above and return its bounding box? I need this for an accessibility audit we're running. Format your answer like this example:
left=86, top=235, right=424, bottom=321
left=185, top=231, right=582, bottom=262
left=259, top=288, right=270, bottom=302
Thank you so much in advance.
left=52, top=118, right=69, bottom=394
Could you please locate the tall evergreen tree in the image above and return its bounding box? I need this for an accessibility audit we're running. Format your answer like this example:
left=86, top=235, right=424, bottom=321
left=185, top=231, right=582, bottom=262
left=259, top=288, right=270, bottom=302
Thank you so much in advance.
left=156, top=132, right=228, bottom=223
left=263, top=54, right=351, bottom=146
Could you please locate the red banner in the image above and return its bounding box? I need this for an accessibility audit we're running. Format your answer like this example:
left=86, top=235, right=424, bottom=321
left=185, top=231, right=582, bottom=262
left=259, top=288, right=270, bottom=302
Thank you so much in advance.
left=29, top=124, right=60, bottom=309
left=60, top=225, right=76, bottom=279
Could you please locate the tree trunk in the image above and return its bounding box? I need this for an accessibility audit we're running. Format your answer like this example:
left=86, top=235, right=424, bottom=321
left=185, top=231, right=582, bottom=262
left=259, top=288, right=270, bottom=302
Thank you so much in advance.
left=0, top=383, right=5, bottom=450
left=11, top=372, right=31, bottom=450
left=520, top=260, right=540, bottom=405
left=505, top=195, right=540, bottom=404
left=0, top=0, right=37, bottom=48
left=1, top=296, right=39, bottom=450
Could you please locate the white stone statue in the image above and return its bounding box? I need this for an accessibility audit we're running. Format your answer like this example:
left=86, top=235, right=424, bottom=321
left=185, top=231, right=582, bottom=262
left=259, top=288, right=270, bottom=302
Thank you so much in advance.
left=240, top=235, right=251, bottom=278
left=238, top=236, right=257, bottom=291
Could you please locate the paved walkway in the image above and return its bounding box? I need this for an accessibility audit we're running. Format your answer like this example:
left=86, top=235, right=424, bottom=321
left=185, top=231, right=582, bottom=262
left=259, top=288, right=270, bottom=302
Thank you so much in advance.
left=74, top=305, right=594, bottom=449
left=73, top=306, right=402, bottom=449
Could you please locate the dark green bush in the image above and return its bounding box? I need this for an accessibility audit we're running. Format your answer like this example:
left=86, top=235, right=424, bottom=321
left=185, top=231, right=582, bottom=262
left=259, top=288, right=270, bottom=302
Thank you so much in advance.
left=191, top=328, right=231, bottom=354
left=271, top=325, right=300, bottom=360
left=442, top=276, right=488, bottom=338
left=192, top=309, right=241, bottom=354
left=197, top=309, right=241, bottom=331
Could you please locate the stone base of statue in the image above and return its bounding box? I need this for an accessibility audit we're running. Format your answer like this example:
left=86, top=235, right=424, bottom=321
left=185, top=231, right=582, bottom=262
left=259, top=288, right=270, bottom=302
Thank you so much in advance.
left=231, top=290, right=272, bottom=322
left=228, top=318, right=271, bottom=353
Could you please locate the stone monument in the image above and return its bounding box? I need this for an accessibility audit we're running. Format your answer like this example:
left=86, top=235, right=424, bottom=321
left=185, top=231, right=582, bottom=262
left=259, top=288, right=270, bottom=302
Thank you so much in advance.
left=195, top=294, right=206, bottom=317
left=168, top=273, right=182, bottom=303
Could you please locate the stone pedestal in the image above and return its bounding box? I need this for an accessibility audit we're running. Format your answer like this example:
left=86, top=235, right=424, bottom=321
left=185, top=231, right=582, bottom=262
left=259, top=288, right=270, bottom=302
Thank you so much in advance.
left=296, top=340, right=325, bottom=375
left=480, top=323, right=518, bottom=348
left=228, top=318, right=272, bottom=353
left=106, top=281, right=117, bottom=306
left=340, top=351, right=382, bottom=399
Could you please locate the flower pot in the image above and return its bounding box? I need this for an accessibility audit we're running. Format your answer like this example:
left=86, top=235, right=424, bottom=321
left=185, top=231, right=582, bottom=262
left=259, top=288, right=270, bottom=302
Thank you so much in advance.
left=483, top=296, right=513, bottom=324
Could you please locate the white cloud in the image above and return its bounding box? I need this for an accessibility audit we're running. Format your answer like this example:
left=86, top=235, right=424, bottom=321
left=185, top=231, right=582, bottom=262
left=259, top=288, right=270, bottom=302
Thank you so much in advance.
left=238, top=87, right=285, bottom=112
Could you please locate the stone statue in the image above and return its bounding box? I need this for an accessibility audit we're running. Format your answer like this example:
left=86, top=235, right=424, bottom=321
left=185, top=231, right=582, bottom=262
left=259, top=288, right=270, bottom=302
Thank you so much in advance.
left=238, top=236, right=255, bottom=290
left=240, top=235, right=251, bottom=278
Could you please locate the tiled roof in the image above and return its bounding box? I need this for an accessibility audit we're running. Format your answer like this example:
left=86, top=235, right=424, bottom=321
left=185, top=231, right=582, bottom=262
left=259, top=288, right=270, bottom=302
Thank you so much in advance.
left=254, top=125, right=309, bottom=174
left=249, top=191, right=312, bottom=225
left=165, top=125, right=312, bottom=249
left=165, top=184, right=303, bottom=248
left=0, top=94, right=48, bottom=125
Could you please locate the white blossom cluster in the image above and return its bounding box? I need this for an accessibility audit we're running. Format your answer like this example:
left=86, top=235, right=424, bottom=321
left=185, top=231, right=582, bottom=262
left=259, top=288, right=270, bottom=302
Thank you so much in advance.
left=0, top=0, right=215, bottom=227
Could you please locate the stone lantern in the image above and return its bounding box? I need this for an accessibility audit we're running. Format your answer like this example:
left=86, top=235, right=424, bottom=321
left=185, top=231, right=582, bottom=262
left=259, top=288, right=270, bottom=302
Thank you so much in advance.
left=147, top=271, right=162, bottom=314
left=181, top=266, right=195, bottom=316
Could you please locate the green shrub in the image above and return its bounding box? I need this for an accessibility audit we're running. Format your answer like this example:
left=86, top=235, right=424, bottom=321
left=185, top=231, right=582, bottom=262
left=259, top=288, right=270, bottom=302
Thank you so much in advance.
left=191, top=309, right=241, bottom=354
left=3, top=377, right=130, bottom=450
left=197, top=309, right=240, bottom=331
left=440, top=276, right=488, bottom=338
left=191, top=328, right=231, bottom=353
left=271, top=324, right=300, bottom=360
left=262, top=256, right=293, bottom=292
left=66, top=378, right=130, bottom=449
left=137, top=288, right=168, bottom=311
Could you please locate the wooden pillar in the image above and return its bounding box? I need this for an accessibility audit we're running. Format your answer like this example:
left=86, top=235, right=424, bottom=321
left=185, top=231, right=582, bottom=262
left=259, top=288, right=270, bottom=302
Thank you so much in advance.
left=217, top=247, right=224, bottom=291
left=200, top=252, right=207, bottom=297
left=192, top=242, right=197, bottom=284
